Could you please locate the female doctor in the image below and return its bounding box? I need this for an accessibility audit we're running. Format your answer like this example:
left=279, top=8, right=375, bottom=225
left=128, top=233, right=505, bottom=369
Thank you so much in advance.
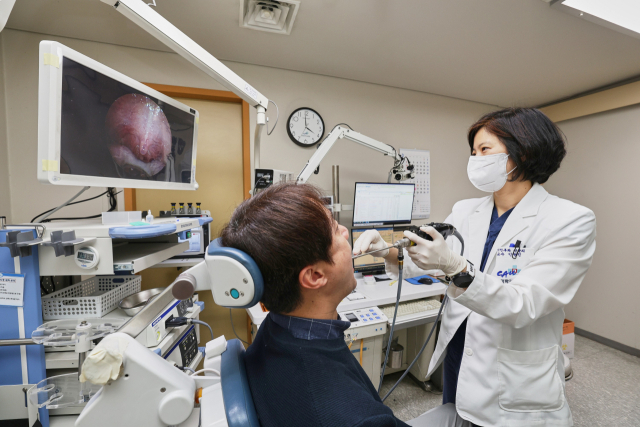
left=354, top=108, right=596, bottom=427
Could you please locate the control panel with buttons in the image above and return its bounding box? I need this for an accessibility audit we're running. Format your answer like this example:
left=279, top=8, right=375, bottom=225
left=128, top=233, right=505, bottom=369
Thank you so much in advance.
left=176, top=297, right=194, bottom=317
left=163, top=325, right=200, bottom=367
left=338, top=306, right=388, bottom=341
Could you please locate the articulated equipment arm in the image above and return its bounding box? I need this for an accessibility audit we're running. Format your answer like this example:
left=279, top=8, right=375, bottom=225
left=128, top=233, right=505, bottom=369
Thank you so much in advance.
left=296, top=126, right=414, bottom=184
left=100, top=0, right=271, bottom=169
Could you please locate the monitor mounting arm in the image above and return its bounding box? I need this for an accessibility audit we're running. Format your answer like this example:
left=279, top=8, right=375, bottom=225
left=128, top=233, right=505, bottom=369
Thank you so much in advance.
left=100, top=0, right=271, bottom=170
left=296, top=126, right=414, bottom=184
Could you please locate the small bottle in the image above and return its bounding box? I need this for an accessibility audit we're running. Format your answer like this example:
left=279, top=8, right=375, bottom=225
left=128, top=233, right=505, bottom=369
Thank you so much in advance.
left=187, top=203, right=193, bottom=214
left=179, top=203, right=185, bottom=215
left=146, top=210, right=154, bottom=223
left=195, top=203, right=201, bottom=215
left=170, top=203, right=177, bottom=215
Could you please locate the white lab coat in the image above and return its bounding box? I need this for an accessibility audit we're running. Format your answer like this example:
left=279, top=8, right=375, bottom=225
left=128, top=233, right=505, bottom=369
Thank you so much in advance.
left=386, top=183, right=596, bottom=427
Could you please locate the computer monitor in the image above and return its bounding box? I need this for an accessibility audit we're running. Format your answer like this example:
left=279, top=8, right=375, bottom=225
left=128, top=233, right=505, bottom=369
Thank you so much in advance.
left=37, top=41, right=199, bottom=190
left=352, top=227, right=396, bottom=274
left=352, top=182, right=415, bottom=226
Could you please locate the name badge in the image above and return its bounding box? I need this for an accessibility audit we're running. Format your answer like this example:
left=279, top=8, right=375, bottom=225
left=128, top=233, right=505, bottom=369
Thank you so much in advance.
left=496, top=240, right=526, bottom=259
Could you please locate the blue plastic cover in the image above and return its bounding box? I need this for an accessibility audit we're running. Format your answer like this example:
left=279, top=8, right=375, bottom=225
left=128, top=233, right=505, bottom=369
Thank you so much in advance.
left=406, top=274, right=438, bottom=285
left=207, top=238, right=264, bottom=308
left=194, top=301, right=204, bottom=311
left=221, top=339, right=260, bottom=427
left=109, top=224, right=176, bottom=239
left=198, top=217, right=213, bottom=226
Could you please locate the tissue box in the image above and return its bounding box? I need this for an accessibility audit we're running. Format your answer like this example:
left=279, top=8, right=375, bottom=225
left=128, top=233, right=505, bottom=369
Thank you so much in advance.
left=562, top=319, right=575, bottom=359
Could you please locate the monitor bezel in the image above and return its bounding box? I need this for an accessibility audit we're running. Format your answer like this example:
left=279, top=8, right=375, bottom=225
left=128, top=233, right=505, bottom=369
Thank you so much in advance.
left=37, top=40, right=199, bottom=190
left=352, top=182, right=416, bottom=227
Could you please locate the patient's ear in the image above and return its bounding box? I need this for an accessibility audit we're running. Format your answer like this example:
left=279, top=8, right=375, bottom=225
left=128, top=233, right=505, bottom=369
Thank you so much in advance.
left=299, top=264, right=328, bottom=291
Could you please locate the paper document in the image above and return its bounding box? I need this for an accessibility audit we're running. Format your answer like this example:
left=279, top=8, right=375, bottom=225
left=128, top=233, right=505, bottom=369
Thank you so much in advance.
left=0, top=273, right=25, bottom=307
left=400, top=148, right=430, bottom=219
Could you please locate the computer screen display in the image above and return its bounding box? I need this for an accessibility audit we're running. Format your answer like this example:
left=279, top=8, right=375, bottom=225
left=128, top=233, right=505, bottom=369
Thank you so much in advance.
left=352, top=227, right=394, bottom=272
left=352, top=182, right=415, bottom=226
left=59, top=57, right=195, bottom=183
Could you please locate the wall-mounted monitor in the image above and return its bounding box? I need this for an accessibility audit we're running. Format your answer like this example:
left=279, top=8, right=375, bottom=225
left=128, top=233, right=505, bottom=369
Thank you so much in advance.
left=38, top=40, right=199, bottom=190
left=352, top=182, right=415, bottom=227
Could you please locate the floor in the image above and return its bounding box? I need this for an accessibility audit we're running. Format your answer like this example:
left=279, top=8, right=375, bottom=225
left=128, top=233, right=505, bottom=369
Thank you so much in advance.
left=381, top=335, right=640, bottom=426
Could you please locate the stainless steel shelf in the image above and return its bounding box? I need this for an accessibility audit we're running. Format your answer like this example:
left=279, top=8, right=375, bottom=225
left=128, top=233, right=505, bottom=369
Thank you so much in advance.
left=112, top=242, right=189, bottom=274
left=149, top=257, right=203, bottom=269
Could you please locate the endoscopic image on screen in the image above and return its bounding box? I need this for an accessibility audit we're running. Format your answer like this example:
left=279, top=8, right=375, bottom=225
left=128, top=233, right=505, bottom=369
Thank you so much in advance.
left=59, top=57, right=195, bottom=183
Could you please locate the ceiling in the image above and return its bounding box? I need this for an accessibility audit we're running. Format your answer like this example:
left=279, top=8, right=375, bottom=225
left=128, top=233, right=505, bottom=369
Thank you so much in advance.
left=7, top=0, right=640, bottom=107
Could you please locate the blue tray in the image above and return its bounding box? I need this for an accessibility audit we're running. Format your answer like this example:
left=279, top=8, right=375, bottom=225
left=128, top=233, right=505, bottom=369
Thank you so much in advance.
left=109, top=224, right=177, bottom=239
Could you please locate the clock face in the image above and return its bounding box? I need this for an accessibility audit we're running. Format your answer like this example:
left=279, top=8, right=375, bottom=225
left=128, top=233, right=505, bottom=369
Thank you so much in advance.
left=287, top=108, right=325, bottom=147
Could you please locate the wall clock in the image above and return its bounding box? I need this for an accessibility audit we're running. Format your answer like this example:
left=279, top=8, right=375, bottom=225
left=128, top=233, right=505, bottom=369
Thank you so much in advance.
left=287, top=107, right=325, bottom=147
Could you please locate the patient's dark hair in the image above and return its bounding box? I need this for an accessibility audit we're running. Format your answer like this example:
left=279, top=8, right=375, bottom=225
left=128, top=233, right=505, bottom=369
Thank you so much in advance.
left=220, top=183, right=334, bottom=313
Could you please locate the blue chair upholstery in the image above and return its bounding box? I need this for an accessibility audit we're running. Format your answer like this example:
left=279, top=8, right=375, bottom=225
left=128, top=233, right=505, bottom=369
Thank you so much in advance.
left=221, top=339, right=260, bottom=427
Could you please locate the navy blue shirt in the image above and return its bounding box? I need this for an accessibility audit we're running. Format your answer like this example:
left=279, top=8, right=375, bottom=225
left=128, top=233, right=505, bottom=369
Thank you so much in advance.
left=443, top=205, right=514, bottom=406
left=245, top=313, right=411, bottom=427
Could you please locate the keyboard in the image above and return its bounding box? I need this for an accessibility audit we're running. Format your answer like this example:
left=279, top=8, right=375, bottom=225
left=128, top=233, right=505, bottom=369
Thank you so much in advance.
left=380, top=298, right=442, bottom=319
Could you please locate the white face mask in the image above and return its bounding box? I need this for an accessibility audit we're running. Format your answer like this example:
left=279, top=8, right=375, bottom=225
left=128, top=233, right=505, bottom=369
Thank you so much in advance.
left=467, top=153, right=516, bottom=193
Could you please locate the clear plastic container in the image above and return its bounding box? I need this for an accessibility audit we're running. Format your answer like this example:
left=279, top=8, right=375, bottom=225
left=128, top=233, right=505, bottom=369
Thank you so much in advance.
left=28, top=373, right=102, bottom=409
left=31, top=318, right=125, bottom=347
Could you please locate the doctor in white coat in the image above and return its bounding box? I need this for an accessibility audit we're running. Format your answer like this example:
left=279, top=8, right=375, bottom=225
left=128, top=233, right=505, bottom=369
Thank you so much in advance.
left=354, top=108, right=596, bottom=427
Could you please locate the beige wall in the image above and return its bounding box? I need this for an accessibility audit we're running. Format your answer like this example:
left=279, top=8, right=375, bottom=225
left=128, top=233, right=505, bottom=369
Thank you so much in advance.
left=0, top=29, right=496, bottom=226
left=135, top=98, right=248, bottom=343
left=0, top=27, right=496, bottom=345
left=544, top=105, right=640, bottom=350
left=240, top=62, right=498, bottom=227
left=0, top=33, right=11, bottom=222
left=1, top=29, right=633, bottom=349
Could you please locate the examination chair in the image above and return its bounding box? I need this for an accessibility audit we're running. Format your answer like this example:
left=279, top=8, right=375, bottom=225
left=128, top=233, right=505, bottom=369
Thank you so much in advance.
left=220, top=338, right=261, bottom=427
left=203, top=238, right=263, bottom=427
left=75, top=238, right=263, bottom=427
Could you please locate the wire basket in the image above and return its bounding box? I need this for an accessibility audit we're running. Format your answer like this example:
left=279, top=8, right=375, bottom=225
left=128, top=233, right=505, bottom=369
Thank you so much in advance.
left=42, top=276, right=141, bottom=320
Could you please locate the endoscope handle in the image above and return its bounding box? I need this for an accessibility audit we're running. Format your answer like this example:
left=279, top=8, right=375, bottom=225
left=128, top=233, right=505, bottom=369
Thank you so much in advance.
left=404, top=222, right=457, bottom=241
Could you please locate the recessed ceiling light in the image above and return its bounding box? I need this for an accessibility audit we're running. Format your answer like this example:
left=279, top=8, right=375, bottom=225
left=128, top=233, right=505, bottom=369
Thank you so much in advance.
left=550, top=0, right=640, bottom=39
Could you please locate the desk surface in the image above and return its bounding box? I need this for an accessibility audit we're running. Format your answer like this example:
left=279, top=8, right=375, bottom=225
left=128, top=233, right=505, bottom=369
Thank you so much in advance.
left=337, top=276, right=447, bottom=312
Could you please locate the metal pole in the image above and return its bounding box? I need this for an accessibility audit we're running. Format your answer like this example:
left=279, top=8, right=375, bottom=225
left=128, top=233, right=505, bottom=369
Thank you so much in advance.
left=332, top=165, right=340, bottom=222
left=0, top=338, right=37, bottom=346
left=78, top=352, right=87, bottom=379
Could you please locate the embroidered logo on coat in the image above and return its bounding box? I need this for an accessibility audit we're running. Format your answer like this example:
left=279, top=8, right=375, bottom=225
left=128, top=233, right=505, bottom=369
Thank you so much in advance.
left=497, top=265, right=521, bottom=279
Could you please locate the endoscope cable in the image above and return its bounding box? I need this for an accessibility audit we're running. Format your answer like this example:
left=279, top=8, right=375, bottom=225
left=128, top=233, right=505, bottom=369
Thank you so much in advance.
left=378, top=249, right=404, bottom=392
left=380, top=231, right=465, bottom=401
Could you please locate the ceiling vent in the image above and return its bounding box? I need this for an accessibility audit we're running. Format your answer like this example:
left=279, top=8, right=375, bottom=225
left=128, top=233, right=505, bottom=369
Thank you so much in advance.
left=239, top=0, right=300, bottom=35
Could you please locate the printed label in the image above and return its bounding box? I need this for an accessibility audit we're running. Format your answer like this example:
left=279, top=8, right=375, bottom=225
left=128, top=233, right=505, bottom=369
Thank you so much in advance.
left=0, top=273, right=25, bottom=307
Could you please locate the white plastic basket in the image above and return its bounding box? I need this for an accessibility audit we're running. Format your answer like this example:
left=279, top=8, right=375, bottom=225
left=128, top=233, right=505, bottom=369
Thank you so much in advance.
left=42, top=276, right=141, bottom=320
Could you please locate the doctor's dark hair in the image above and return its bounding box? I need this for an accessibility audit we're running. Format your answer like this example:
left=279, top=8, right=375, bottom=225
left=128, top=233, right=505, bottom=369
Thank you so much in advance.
left=220, top=183, right=334, bottom=314
left=468, top=108, right=567, bottom=184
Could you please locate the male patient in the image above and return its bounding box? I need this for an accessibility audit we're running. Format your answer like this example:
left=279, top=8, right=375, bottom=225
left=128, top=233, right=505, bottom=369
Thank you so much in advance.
left=220, top=183, right=469, bottom=427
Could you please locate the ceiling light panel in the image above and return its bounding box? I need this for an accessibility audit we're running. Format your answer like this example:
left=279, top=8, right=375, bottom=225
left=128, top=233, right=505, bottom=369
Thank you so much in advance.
left=552, top=0, right=640, bottom=39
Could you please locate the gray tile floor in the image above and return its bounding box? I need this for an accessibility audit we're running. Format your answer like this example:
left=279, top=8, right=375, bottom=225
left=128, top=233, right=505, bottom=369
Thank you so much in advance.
left=381, top=335, right=640, bottom=426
